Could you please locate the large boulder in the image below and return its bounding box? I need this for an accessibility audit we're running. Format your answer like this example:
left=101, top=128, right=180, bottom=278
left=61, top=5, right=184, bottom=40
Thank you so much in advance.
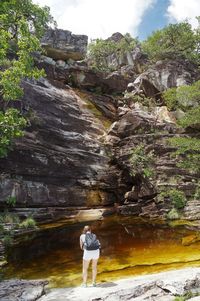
left=41, top=29, right=88, bottom=61
left=130, top=59, right=200, bottom=100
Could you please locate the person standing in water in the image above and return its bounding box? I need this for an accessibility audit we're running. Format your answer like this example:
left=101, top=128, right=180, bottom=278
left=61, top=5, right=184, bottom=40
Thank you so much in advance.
left=80, top=225, right=100, bottom=287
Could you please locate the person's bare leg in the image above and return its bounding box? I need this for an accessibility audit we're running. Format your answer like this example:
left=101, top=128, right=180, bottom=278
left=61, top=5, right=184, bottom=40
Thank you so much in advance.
left=92, top=259, right=98, bottom=284
left=82, top=259, right=90, bottom=285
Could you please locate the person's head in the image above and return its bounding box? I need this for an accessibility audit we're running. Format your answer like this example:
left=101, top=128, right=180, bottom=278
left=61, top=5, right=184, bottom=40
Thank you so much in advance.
left=82, top=225, right=91, bottom=234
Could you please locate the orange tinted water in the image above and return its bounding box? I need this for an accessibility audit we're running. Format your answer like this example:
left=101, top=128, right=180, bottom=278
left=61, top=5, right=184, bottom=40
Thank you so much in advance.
left=3, top=216, right=200, bottom=288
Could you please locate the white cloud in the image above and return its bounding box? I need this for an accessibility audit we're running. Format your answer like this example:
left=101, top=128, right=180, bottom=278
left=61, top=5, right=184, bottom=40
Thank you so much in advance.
left=32, top=0, right=156, bottom=40
left=167, top=0, right=200, bottom=28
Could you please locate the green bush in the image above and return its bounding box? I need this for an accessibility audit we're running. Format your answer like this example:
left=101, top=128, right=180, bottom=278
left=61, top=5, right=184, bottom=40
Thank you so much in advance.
left=0, top=224, right=4, bottom=234
left=2, top=234, right=13, bottom=247
left=174, top=292, right=200, bottom=301
left=194, top=184, right=200, bottom=200
left=168, top=189, right=186, bottom=209
left=167, top=208, right=179, bottom=220
left=19, top=217, right=36, bottom=229
left=0, top=211, right=20, bottom=224
left=174, top=297, right=185, bottom=301
left=168, top=137, right=200, bottom=174
left=163, top=80, right=200, bottom=111
left=129, top=144, right=155, bottom=178
left=6, top=196, right=16, bottom=207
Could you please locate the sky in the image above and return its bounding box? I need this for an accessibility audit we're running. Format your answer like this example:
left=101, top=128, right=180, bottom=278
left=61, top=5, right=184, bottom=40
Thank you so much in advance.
left=33, top=0, right=200, bottom=40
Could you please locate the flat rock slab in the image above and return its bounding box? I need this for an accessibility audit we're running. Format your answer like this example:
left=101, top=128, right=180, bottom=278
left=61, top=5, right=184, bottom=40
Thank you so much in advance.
left=0, top=279, right=48, bottom=301
left=38, top=268, right=200, bottom=301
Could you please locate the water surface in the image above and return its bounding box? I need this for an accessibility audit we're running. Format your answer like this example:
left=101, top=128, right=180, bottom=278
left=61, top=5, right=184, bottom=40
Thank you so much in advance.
left=3, top=216, right=200, bottom=287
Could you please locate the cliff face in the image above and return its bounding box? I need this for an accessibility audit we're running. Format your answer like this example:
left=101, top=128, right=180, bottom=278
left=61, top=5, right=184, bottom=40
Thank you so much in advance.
left=0, top=29, right=199, bottom=222
left=0, top=78, right=124, bottom=221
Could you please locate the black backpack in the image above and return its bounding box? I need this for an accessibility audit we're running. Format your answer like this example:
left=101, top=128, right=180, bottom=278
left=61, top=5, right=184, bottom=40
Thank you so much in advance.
left=85, top=233, right=100, bottom=250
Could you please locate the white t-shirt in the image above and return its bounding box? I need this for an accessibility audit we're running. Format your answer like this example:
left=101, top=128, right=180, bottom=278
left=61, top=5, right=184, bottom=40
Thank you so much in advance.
left=80, top=233, right=86, bottom=249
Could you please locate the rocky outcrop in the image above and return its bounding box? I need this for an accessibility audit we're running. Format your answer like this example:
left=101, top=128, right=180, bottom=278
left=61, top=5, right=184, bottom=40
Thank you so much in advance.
left=106, top=101, right=200, bottom=219
left=98, top=32, right=148, bottom=73
left=36, top=56, right=133, bottom=94
left=0, top=279, right=48, bottom=301
left=41, top=29, right=88, bottom=61
left=128, top=59, right=200, bottom=101
left=38, top=268, right=200, bottom=301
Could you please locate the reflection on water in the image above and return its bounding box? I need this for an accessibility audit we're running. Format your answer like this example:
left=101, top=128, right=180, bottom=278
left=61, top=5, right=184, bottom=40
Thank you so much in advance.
left=3, top=216, right=200, bottom=288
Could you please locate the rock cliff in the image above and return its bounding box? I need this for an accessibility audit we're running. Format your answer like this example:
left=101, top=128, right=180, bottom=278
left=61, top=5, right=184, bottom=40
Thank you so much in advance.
left=0, top=29, right=199, bottom=223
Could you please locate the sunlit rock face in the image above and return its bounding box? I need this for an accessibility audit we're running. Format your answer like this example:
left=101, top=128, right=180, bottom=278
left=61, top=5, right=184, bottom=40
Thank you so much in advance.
left=41, top=29, right=88, bottom=61
left=0, top=79, right=122, bottom=220
left=107, top=100, right=199, bottom=220
left=98, top=32, right=148, bottom=74
left=129, top=59, right=200, bottom=101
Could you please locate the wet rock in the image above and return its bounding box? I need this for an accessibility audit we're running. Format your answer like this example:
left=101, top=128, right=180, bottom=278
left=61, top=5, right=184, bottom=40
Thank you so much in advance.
left=0, top=279, right=48, bottom=301
left=0, top=79, right=119, bottom=215
left=118, top=203, right=141, bottom=215
left=182, top=234, right=200, bottom=246
left=41, top=29, right=88, bottom=61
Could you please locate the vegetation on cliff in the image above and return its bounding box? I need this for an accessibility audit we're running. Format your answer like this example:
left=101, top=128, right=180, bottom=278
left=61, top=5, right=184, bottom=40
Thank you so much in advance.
left=88, top=33, right=138, bottom=71
left=142, top=19, right=200, bottom=64
left=88, top=18, right=200, bottom=70
left=0, top=0, right=54, bottom=157
left=129, top=144, right=155, bottom=178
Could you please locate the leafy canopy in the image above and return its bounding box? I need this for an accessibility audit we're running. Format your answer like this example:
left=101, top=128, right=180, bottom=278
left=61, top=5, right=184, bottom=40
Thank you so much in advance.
left=88, top=33, right=138, bottom=71
left=163, top=80, right=200, bottom=111
left=142, top=20, right=199, bottom=63
left=0, top=0, right=54, bottom=157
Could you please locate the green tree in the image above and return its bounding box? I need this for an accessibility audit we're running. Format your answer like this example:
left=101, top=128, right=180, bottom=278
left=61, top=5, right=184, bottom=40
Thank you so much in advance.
left=87, top=34, right=138, bottom=71
left=88, top=38, right=117, bottom=71
left=142, top=21, right=198, bottom=63
left=163, top=79, right=200, bottom=174
left=163, top=80, right=200, bottom=111
left=0, top=0, right=54, bottom=157
left=169, top=136, right=200, bottom=173
left=169, top=102, right=200, bottom=174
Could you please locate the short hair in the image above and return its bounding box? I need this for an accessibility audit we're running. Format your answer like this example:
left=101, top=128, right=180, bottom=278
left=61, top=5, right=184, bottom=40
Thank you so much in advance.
left=82, top=225, right=91, bottom=234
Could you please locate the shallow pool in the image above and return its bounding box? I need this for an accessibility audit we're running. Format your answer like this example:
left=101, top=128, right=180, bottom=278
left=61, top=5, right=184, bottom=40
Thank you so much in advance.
left=3, top=215, right=200, bottom=288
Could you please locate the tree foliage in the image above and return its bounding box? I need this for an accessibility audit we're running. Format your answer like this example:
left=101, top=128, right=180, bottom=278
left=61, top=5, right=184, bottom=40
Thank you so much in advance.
left=88, top=33, right=138, bottom=71
left=163, top=80, right=200, bottom=111
left=0, top=0, right=54, bottom=157
left=163, top=79, right=200, bottom=174
left=129, top=144, right=155, bottom=178
left=169, top=136, right=200, bottom=173
left=142, top=20, right=199, bottom=63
